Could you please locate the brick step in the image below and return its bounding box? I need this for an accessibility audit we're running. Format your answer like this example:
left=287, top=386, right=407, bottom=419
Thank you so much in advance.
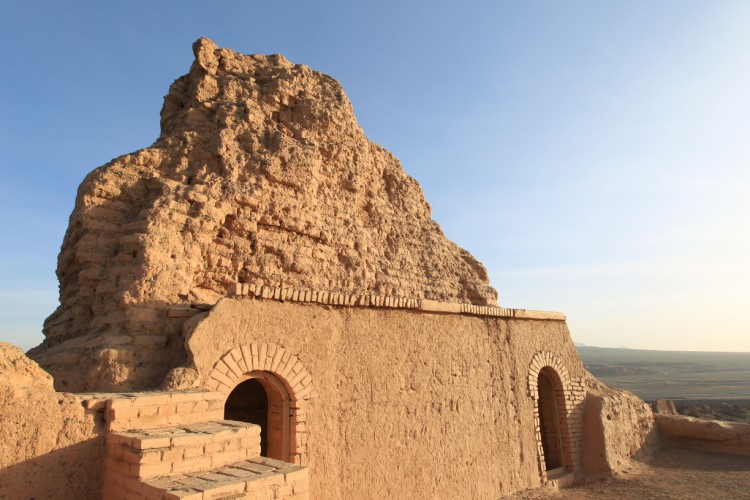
left=104, top=456, right=308, bottom=500
left=106, top=420, right=261, bottom=481
left=546, top=468, right=575, bottom=489
left=95, top=389, right=227, bottom=432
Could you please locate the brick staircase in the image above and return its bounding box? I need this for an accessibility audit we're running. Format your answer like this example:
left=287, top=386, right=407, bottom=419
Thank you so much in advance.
left=88, top=390, right=308, bottom=500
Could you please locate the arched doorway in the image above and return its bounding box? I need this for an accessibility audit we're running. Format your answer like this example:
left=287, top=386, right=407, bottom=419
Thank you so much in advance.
left=537, top=367, right=565, bottom=472
left=224, top=371, right=291, bottom=462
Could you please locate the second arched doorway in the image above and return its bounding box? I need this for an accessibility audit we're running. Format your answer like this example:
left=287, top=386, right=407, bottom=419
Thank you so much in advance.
left=224, top=370, right=291, bottom=462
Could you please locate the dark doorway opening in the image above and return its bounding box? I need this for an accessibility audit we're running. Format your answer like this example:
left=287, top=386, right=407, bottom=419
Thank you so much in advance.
left=537, top=367, right=565, bottom=471
left=224, top=371, right=291, bottom=461
left=225, top=378, right=269, bottom=455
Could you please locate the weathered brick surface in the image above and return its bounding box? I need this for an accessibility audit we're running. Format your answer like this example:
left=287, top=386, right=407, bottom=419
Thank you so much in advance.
left=106, top=420, right=261, bottom=479
left=104, top=390, right=225, bottom=432
left=231, top=284, right=565, bottom=321
left=135, top=456, right=307, bottom=500
left=102, top=408, right=305, bottom=500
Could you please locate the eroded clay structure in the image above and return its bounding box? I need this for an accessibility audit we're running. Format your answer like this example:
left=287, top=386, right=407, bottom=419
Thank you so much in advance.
left=1, top=39, right=658, bottom=499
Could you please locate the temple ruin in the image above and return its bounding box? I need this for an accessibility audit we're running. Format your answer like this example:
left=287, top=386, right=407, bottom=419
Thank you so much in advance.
left=1, top=38, right=658, bottom=499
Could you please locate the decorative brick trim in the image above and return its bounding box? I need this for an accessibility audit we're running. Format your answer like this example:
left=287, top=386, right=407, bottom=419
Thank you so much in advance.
left=230, top=282, right=565, bottom=321
left=527, top=352, right=571, bottom=399
left=206, top=343, right=312, bottom=465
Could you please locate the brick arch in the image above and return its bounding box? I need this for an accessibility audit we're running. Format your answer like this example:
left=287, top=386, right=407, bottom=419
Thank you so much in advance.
left=206, top=343, right=312, bottom=464
left=527, top=351, right=573, bottom=479
left=527, top=351, right=570, bottom=398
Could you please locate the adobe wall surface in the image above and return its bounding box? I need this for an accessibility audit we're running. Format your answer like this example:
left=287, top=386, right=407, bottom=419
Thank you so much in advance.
left=169, top=298, right=588, bottom=498
left=0, top=342, right=106, bottom=499
left=581, top=378, right=658, bottom=476
left=0, top=303, right=659, bottom=499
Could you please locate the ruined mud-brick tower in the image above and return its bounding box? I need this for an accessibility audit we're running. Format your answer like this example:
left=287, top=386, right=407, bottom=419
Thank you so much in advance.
left=18, top=38, right=655, bottom=499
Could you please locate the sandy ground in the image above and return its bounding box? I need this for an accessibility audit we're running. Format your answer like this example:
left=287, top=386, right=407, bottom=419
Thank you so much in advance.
left=507, top=447, right=750, bottom=499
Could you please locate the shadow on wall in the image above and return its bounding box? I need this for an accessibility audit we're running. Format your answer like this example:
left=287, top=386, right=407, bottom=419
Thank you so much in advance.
left=0, top=438, right=105, bottom=500
left=582, top=387, right=660, bottom=476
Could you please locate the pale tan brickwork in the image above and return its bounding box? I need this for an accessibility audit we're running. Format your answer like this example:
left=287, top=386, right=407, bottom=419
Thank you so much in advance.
left=526, top=351, right=587, bottom=485
left=231, top=282, right=566, bottom=320
left=98, top=390, right=226, bottom=432
left=204, top=343, right=312, bottom=465
left=100, top=391, right=308, bottom=500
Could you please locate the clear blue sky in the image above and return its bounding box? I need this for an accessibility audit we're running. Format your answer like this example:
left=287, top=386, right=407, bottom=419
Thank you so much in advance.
left=1, top=1, right=748, bottom=352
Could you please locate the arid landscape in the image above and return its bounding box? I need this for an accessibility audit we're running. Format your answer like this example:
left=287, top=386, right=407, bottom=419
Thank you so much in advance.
left=577, top=345, right=750, bottom=423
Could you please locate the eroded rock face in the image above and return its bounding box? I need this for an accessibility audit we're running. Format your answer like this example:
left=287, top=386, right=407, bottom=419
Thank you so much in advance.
left=30, top=38, right=497, bottom=391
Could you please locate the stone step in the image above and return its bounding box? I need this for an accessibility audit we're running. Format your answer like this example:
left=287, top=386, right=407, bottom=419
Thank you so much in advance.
left=103, top=456, right=308, bottom=500
left=106, top=420, right=261, bottom=480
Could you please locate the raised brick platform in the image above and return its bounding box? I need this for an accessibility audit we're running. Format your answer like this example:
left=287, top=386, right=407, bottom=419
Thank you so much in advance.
left=106, top=420, right=261, bottom=480
left=97, top=391, right=308, bottom=500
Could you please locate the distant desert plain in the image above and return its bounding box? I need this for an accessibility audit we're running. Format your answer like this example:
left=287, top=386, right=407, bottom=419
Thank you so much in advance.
left=576, top=345, right=750, bottom=423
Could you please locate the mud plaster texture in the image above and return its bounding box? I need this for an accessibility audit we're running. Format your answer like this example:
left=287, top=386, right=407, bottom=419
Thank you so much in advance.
left=171, top=298, right=587, bottom=498
left=0, top=342, right=105, bottom=499
left=30, top=37, right=496, bottom=392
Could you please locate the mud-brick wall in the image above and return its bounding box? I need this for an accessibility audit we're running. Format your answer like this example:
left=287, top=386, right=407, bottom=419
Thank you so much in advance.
left=182, top=299, right=588, bottom=498
left=0, top=386, right=106, bottom=499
